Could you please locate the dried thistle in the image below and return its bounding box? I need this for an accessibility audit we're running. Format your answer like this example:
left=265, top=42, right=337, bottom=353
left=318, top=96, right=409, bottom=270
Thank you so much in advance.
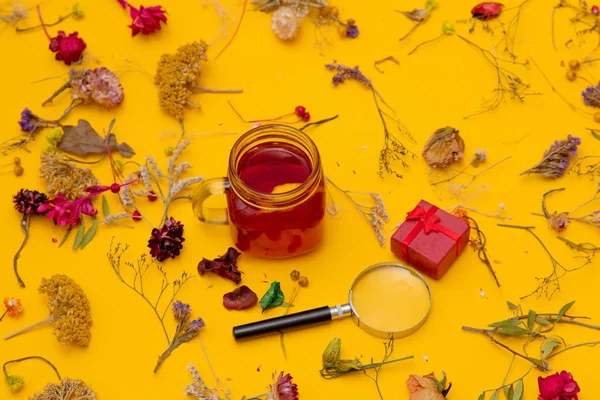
left=4, top=275, right=92, bottom=346
left=325, top=62, right=415, bottom=177
left=39, top=153, right=99, bottom=200
left=521, top=135, right=581, bottom=178
left=422, top=126, right=465, bottom=168
left=326, top=178, right=389, bottom=246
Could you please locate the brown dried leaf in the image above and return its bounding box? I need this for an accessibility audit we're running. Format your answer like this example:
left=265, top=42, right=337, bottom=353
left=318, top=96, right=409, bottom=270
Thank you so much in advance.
left=401, top=8, right=429, bottom=22
left=58, top=119, right=135, bottom=158
left=422, top=126, right=465, bottom=167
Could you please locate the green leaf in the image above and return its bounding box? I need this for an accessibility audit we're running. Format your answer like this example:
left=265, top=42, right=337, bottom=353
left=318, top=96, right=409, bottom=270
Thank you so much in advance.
left=497, top=326, right=531, bottom=336
left=58, top=227, right=72, bottom=248
left=490, top=390, right=499, bottom=400
left=507, top=301, right=518, bottom=310
left=504, top=384, right=513, bottom=399
left=512, top=380, right=524, bottom=400
left=80, top=221, right=98, bottom=249
left=536, top=317, right=551, bottom=325
left=260, top=281, right=285, bottom=312
left=557, top=301, right=575, bottom=322
left=478, top=393, right=485, bottom=400
left=527, top=310, right=537, bottom=330
left=72, top=221, right=85, bottom=250
left=102, top=195, right=110, bottom=218
left=488, top=319, right=522, bottom=328
left=541, top=338, right=562, bottom=360
left=527, top=357, right=545, bottom=368
left=591, top=129, right=600, bottom=140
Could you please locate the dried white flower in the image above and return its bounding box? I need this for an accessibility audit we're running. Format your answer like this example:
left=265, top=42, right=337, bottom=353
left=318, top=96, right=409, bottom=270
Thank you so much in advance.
left=271, top=6, right=300, bottom=40
left=170, top=176, right=204, bottom=198
left=103, top=212, right=131, bottom=224
left=174, top=161, right=192, bottom=180
left=169, top=140, right=190, bottom=174
left=119, top=173, right=137, bottom=208
left=147, top=156, right=164, bottom=177
left=140, top=165, right=154, bottom=190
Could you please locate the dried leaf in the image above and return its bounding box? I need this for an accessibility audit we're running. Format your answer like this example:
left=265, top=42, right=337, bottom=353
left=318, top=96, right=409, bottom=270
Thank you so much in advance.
left=58, top=119, right=135, bottom=158
left=490, top=390, right=499, bottom=400
left=401, top=8, right=429, bottom=22
left=223, top=285, right=258, bottom=310
left=536, top=317, right=551, bottom=325
left=541, top=338, right=561, bottom=360
left=478, top=393, right=485, bottom=400
left=504, top=384, right=513, bottom=399
left=422, top=126, right=465, bottom=167
left=58, top=227, right=72, bottom=248
left=260, top=281, right=285, bottom=312
left=507, top=301, right=518, bottom=310
left=197, top=247, right=243, bottom=284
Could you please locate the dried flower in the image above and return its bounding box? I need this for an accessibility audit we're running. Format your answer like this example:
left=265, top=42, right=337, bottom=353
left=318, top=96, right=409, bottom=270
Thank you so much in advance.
left=422, top=127, right=465, bottom=167
left=223, top=285, right=258, bottom=310
left=70, top=68, right=124, bottom=107
left=3, top=356, right=62, bottom=394
left=5, top=375, right=24, bottom=392
left=471, top=2, right=503, bottom=20
left=290, top=270, right=300, bottom=281
left=298, top=276, right=309, bottom=287
left=325, top=63, right=373, bottom=88
left=322, top=338, right=341, bottom=368
left=117, top=0, right=167, bottom=36
left=4, top=275, right=92, bottom=346
left=271, top=7, right=299, bottom=40
left=40, top=153, right=100, bottom=200
left=549, top=212, right=570, bottom=232
left=18, top=107, right=38, bottom=132
left=184, top=364, right=224, bottom=399
left=267, top=372, right=299, bottom=400
left=2, top=298, right=24, bottom=320
left=471, top=149, right=486, bottom=167
left=345, top=19, right=359, bottom=38
left=198, top=248, right=243, bottom=284
left=148, top=217, right=185, bottom=261
left=49, top=31, right=86, bottom=65
left=582, top=82, right=600, bottom=107
left=538, top=371, right=580, bottom=400
left=442, top=21, right=455, bottom=34
left=13, top=189, right=48, bottom=215
left=172, top=300, right=191, bottom=322
left=593, top=5, right=600, bottom=16
left=406, top=372, right=451, bottom=400
left=521, top=135, right=581, bottom=178
left=30, top=378, right=97, bottom=400
left=154, top=41, right=208, bottom=120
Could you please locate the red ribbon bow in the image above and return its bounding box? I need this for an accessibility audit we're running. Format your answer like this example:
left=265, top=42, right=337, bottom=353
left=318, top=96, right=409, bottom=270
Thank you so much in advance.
left=401, top=205, right=461, bottom=261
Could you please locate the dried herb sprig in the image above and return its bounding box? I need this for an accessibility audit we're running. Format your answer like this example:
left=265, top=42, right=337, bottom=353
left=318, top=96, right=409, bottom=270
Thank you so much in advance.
left=464, top=301, right=600, bottom=393
left=552, top=0, right=600, bottom=50
left=430, top=156, right=511, bottom=186
left=458, top=35, right=538, bottom=118
left=324, top=62, right=415, bottom=177
left=498, top=224, right=591, bottom=299
left=496, top=0, right=532, bottom=60
left=521, top=135, right=581, bottom=178
left=107, top=240, right=193, bottom=344
left=3, top=356, right=61, bottom=393
left=16, top=3, right=82, bottom=32
left=326, top=177, right=389, bottom=246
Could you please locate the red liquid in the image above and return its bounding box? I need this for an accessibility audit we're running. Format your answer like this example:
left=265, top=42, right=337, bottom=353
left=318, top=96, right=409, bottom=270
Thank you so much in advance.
left=227, top=143, right=325, bottom=258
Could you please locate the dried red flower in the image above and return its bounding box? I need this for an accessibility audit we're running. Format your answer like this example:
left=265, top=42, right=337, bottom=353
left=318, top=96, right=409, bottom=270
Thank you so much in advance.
left=268, top=372, right=299, bottom=400
left=593, top=5, right=600, bottom=16
left=38, top=195, right=97, bottom=227
left=198, top=247, right=243, bottom=284
left=117, top=0, right=167, bottom=36
left=49, top=31, right=86, bottom=65
left=471, top=2, right=503, bottom=20
left=13, top=189, right=48, bottom=216
left=148, top=217, right=185, bottom=261
left=223, top=285, right=258, bottom=310
left=538, top=371, right=580, bottom=400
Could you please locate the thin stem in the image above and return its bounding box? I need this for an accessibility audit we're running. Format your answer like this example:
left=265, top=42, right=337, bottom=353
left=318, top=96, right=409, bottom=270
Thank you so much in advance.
left=482, top=365, right=534, bottom=393
left=153, top=343, right=176, bottom=373
left=408, top=33, right=443, bottom=55
left=4, top=316, right=54, bottom=340
left=497, top=223, right=536, bottom=229
left=542, top=188, right=565, bottom=218
left=399, top=22, right=421, bottom=41
left=36, top=5, right=51, bottom=41
left=42, top=80, right=73, bottom=106
left=466, top=216, right=501, bottom=287
left=3, top=356, right=62, bottom=381
left=193, top=84, right=243, bottom=93
left=299, top=114, right=339, bottom=131
left=13, top=215, right=30, bottom=288
left=0, top=310, right=8, bottom=322
left=17, top=13, right=73, bottom=32
left=213, top=0, right=248, bottom=60
left=546, top=341, right=600, bottom=359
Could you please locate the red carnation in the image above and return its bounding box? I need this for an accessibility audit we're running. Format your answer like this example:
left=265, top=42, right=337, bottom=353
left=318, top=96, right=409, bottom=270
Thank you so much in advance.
left=538, top=371, right=580, bottom=400
left=37, top=6, right=86, bottom=65
left=117, top=0, right=167, bottom=36
left=471, top=2, right=503, bottom=21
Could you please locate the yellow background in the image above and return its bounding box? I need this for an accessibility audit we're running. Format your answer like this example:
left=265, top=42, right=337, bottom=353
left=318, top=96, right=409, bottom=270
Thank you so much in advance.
left=2, top=0, right=600, bottom=398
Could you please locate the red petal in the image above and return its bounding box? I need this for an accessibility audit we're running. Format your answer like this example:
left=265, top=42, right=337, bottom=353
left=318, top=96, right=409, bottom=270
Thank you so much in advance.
left=223, top=286, right=258, bottom=310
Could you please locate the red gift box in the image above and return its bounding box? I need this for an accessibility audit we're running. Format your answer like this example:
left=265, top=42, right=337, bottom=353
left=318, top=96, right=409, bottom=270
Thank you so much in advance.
left=391, top=200, right=470, bottom=279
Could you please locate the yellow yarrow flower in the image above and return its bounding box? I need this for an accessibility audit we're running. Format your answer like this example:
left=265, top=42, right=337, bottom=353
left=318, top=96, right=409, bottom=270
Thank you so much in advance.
left=5, top=375, right=24, bottom=392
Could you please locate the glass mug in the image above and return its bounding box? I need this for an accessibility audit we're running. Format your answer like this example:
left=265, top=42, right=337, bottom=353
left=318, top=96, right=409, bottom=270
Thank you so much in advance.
left=192, top=124, right=326, bottom=258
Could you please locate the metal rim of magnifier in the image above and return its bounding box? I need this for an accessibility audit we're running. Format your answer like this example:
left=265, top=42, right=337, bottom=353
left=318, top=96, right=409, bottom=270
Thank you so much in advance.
left=348, top=262, right=432, bottom=339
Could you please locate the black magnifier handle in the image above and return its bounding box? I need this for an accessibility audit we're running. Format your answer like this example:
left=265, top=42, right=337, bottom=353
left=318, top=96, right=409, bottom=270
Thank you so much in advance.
left=233, top=304, right=352, bottom=340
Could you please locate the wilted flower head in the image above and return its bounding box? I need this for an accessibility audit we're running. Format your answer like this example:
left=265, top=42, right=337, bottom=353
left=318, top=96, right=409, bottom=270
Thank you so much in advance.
left=72, top=2, right=84, bottom=19
left=406, top=372, right=451, bottom=400
left=154, top=41, right=208, bottom=120
left=172, top=300, right=191, bottom=322
left=471, top=148, right=487, bottom=167
left=5, top=374, right=24, bottom=392
left=271, top=6, right=299, bottom=40
left=3, top=297, right=24, bottom=319
left=422, top=126, right=465, bottom=167
left=38, top=194, right=97, bottom=227
left=18, top=107, right=39, bottom=132
left=13, top=189, right=48, bottom=215
left=30, top=378, right=97, bottom=400
left=71, top=68, right=124, bottom=108
left=49, top=31, right=86, bottom=65
left=538, top=371, right=580, bottom=400
left=322, top=338, right=341, bottom=368
left=521, top=135, right=581, bottom=178
left=549, top=212, right=570, bottom=232
left=345, top=19, right=359, bottom=38
left=148, top=217, right=185, bottom=261
left=582, top=82, right=600, bottom=108
left=40, top=152, right=100, bottom=200
left=267, top=372, right=299, bottom=400
left=117, top=0, right=167, bottom=36
left=184, top=364, right=222, bottom=399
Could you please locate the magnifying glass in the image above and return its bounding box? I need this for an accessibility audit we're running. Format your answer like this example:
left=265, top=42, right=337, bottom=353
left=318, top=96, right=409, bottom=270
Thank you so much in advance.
left=233, top=262, right=432, bottom=340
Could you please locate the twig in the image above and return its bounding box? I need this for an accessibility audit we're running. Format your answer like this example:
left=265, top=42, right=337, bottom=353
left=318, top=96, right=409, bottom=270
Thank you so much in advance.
left=431, top=156, right=512, bottom=186
left=374, top=56, right=399, bottom=73
left=408, top=34, right=443, bottom=55
left=13, top=215, right=30, bottom=288
left=213, top=0, right=248, bottom=60
left=299, top=115, right=339, bottom=131
left=462, top=326, right=541, bottom=366
left=16, top=13, right=73, bottom=32
left=193, top=84, right=243, bottom=93
left=466, top=216, right=501, bottom=287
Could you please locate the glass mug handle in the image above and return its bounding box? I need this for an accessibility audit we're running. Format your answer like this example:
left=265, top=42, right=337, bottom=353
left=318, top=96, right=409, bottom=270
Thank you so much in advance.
left=192, top=178, right=231, bottom=225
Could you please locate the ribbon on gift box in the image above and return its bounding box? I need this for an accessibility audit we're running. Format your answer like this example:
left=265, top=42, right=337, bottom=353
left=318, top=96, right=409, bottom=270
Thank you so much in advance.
left=400, top=205, right=463, bottom=261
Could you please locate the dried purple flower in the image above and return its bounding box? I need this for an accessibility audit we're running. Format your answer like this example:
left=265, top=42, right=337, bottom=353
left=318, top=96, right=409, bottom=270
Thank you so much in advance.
left=148, top=217, right=185, bottom=261
left=18, top=108, right=37, bottom=133
left=325, top=62, right=373, bottom=89
left=13, top=189, right=48, bottom=216
left=154, top=315, right=205, bottom=373
left=582, top=82, right=600, bottom=107
left=346, top=23, right=359, bottom=38
left=184, top=317, right=206, bottom=334
left=172, top=300, right=191, bottom=322
left=521, top=135, right=581, bottom=178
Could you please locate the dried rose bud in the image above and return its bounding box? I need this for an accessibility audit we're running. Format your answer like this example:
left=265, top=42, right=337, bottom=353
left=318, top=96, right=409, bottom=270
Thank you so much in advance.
left=322, top=338, right=341, bottom=368
left=298, top=276, right=309, bottom=287
left=290, top=270, right=300, bottom=281
left=422, top=126, right=465, bottom=167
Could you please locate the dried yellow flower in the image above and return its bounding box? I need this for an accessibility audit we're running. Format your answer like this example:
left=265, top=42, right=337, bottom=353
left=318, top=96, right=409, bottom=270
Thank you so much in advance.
left=4, top=275, right=92, bottom=347
left=154, top=41, right=208, bottom=120
left=40, top=153, right=99, bottom=200
left=30, top=378, right=97, bottom=400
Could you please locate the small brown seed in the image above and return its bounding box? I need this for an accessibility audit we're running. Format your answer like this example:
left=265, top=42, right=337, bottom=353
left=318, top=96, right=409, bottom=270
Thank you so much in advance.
left=566, top=70, right=577, bottom=81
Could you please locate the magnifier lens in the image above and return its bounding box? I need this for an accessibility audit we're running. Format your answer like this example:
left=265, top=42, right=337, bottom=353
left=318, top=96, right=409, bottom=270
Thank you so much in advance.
left=350, top=265, right=430, bottom=333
